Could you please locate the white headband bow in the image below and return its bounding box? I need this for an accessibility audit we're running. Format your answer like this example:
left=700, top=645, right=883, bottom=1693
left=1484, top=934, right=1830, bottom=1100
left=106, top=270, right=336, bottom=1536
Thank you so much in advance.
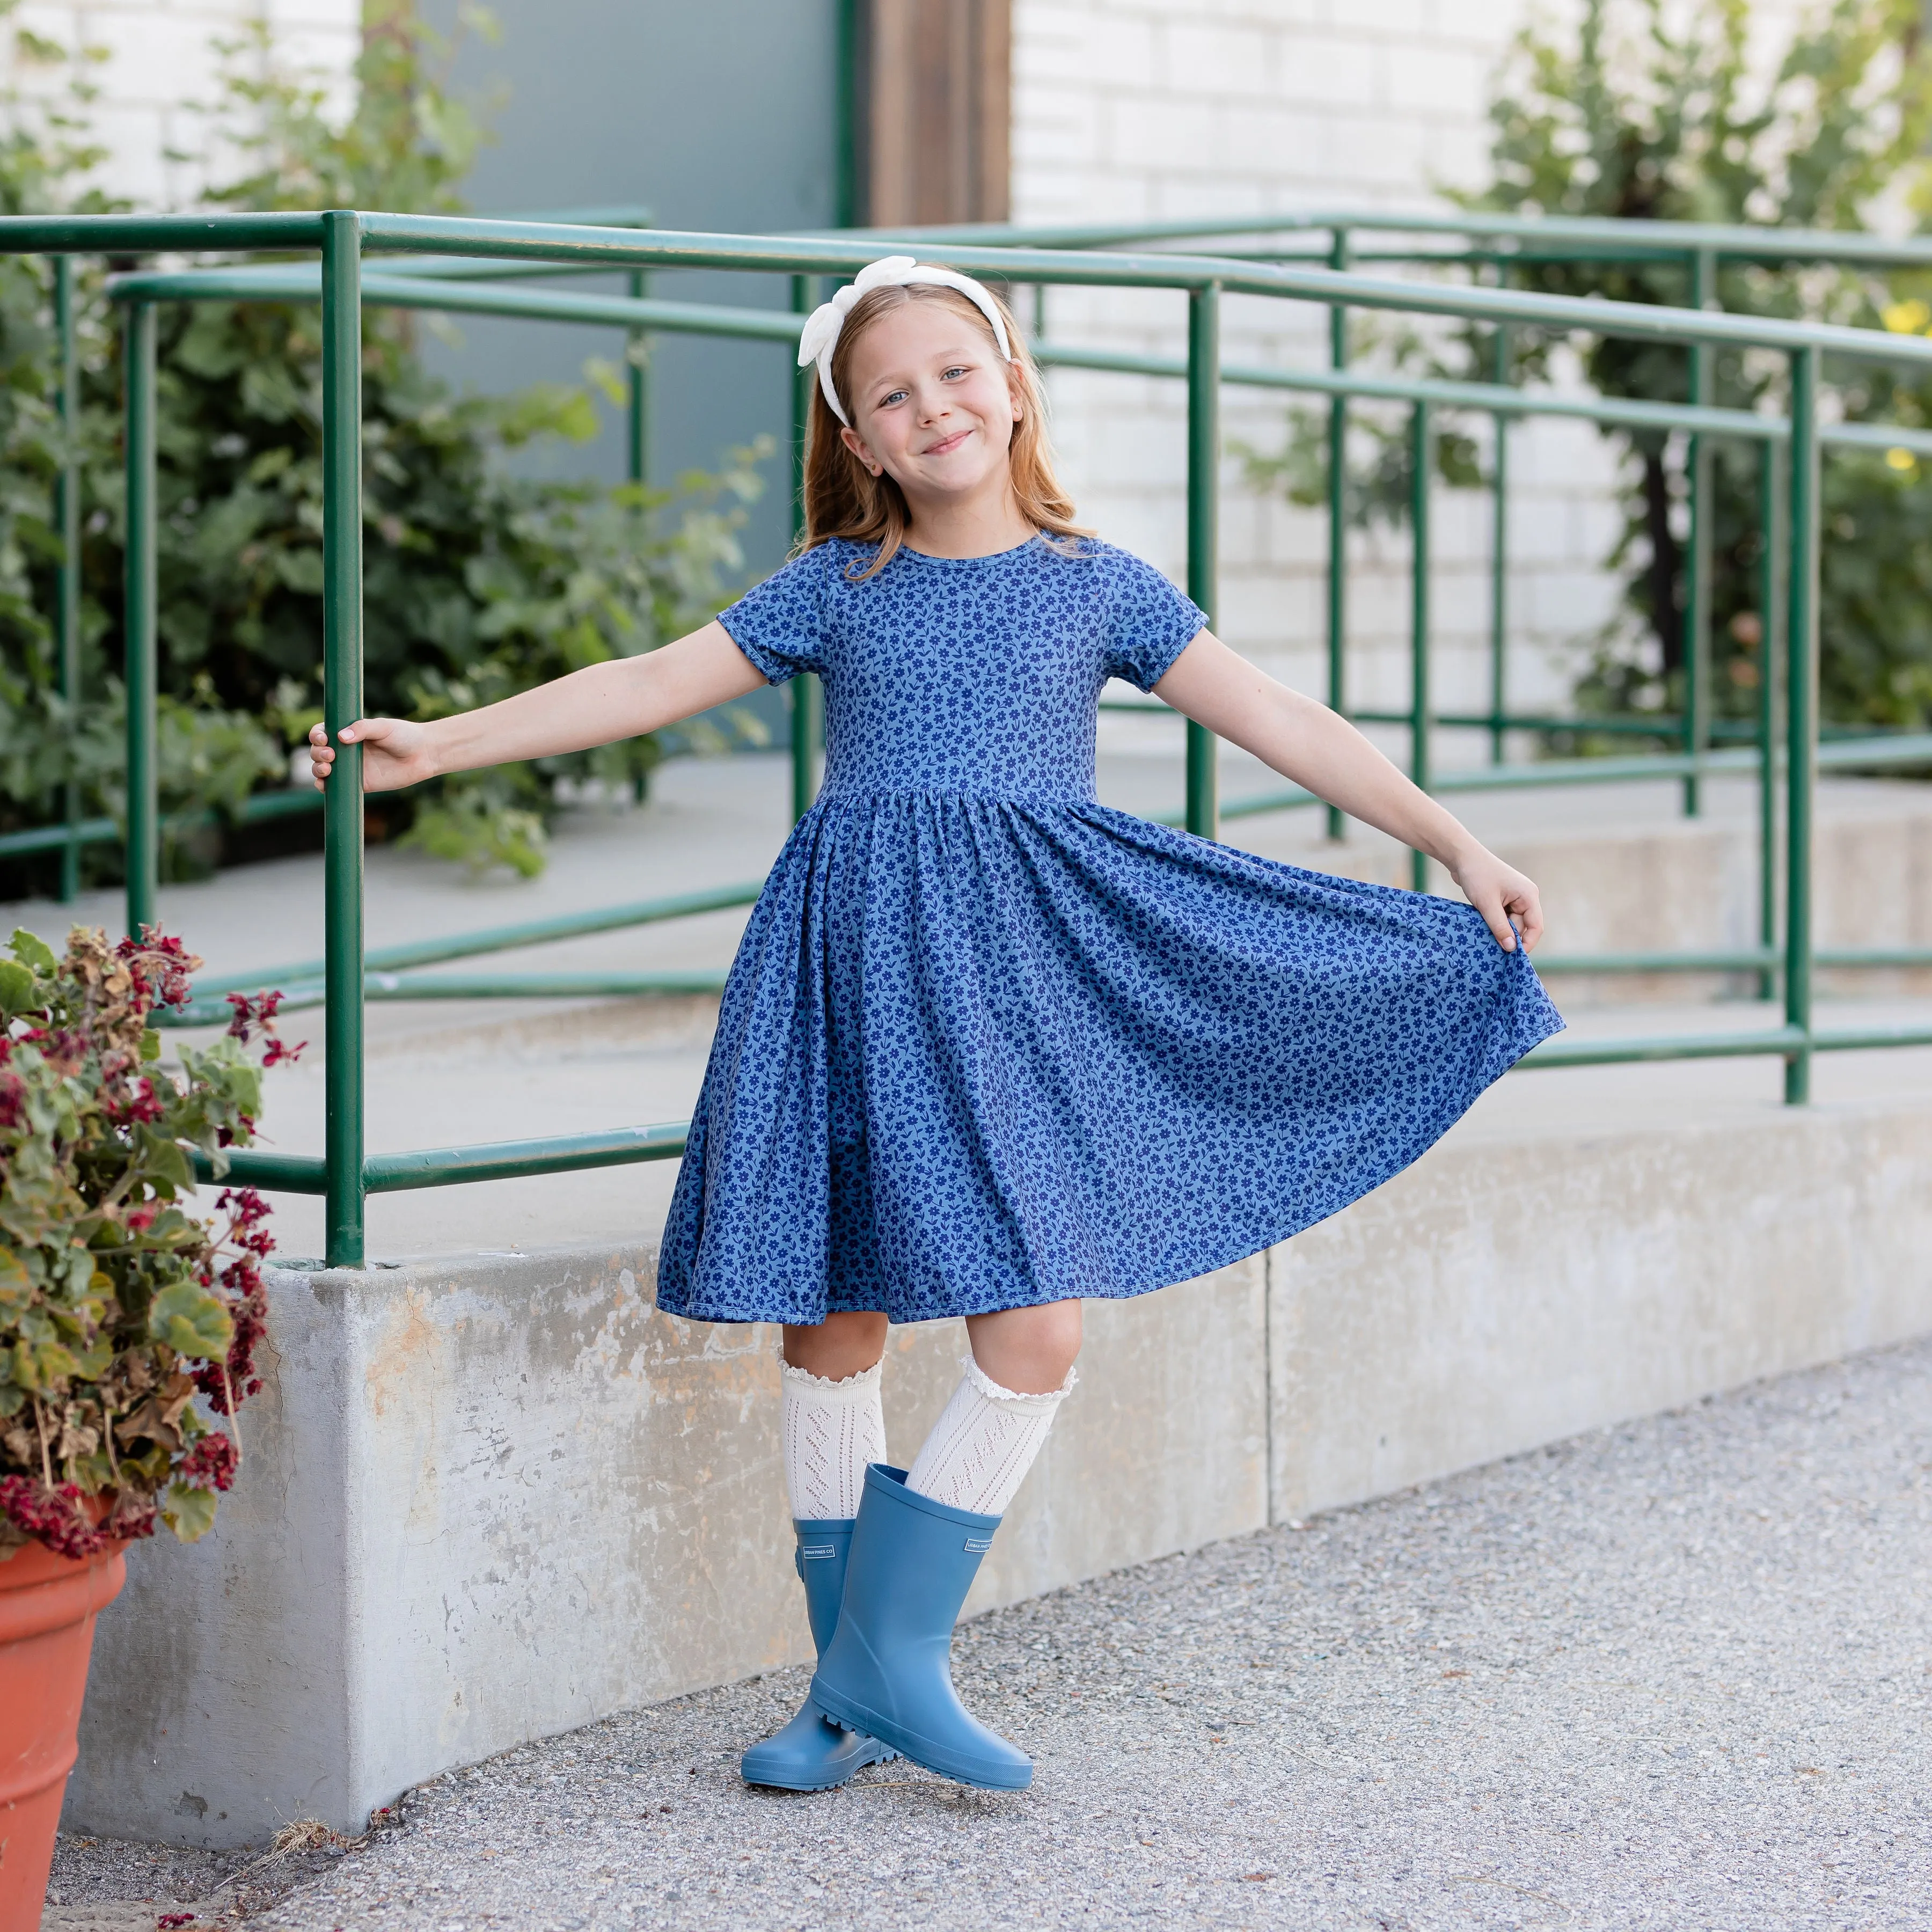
left=796, top=254, right=1015, bottom=427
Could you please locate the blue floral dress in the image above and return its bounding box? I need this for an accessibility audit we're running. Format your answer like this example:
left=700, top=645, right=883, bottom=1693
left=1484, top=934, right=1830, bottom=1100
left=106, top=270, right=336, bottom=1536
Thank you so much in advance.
left=654, top=535, right=1562, bottom=1327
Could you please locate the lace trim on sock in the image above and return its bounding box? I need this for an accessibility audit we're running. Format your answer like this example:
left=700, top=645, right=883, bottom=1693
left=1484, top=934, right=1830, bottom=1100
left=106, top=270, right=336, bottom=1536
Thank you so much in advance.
left=780, top=1357, right=884, bottom=1397
left=958, top=1353, right=1077, bottom=1409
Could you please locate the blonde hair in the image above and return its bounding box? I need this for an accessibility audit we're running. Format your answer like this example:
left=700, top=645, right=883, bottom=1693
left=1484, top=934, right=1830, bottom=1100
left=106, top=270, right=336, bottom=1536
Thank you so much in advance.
left=800, top=281, right=1089, bottom=580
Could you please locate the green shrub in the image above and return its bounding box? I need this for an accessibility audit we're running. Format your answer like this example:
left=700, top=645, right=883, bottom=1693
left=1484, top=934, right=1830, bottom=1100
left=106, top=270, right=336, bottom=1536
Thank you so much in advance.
left=0, top=0, right=769, bottom=885
left=1237, top=0, right=1932, bottom=738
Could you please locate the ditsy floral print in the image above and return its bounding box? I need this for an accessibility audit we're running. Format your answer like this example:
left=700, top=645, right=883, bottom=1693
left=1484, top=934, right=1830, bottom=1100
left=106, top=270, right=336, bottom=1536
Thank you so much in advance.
left=654, top=535, right=1564, bottom=1326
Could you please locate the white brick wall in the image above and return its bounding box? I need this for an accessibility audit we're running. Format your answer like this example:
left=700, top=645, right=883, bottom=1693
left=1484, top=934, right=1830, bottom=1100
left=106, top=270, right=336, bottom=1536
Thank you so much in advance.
left=1011, top=0, right=1799, bottom=757
left=4, top=1, right=358, bottom=209
left=23, top=0, right=1812, bottom=753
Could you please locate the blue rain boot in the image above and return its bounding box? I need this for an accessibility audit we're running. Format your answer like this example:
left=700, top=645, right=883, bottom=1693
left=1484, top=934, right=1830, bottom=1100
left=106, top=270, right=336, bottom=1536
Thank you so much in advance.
left=741, top=1520, right=896, bottom=1791
left=808, top=1465, right=1032, bottom=1791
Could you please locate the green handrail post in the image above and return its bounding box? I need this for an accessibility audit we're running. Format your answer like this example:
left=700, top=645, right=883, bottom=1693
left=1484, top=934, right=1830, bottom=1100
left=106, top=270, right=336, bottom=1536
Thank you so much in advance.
left=1487, top=285, right=1510, bottom=766
left=789, top=273, right=818, bottom=824
left=54, top=255, right=82, bottom=902
left=321, top=211, right=367, bottom=1266
left=1185, top=282, right=1220, bottom=840
left=1409, top=399, right=1432, bottom=895
left=122, top=299, right=157, bottom=938
left=625, top=268, right=648, bottom=487
left=1757, top=440, right=1781, bottom=1002
left=1683, top=247, right=1716, bottom=817
left=1324, top=229, right=1350, bottom=839
left=1783, top=347, right=1819, bottom=1104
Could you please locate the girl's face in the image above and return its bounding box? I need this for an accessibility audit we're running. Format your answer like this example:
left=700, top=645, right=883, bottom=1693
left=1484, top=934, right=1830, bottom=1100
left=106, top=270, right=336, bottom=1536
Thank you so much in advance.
left=838, top=299, right=1023, bottom=511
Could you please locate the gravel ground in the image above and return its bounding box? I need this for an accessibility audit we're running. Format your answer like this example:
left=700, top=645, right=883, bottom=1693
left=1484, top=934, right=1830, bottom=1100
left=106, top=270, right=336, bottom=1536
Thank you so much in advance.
left=49, top=1335, right=1932, bottom=1932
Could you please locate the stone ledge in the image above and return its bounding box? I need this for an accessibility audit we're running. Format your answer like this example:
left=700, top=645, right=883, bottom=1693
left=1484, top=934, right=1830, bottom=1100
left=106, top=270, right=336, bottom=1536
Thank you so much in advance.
left=64, top=1092, right=1932, bottom=1847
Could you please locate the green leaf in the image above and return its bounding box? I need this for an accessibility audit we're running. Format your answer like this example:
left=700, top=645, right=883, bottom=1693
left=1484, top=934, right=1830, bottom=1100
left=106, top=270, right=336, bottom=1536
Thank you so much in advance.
left=147, top=1283, right=233, bottom=1359
left=0, top=958, right=36, bottom=1016
left=135, top=1128, right=196, bottom=1196
left=8, top=929, right=57, bottom=977
left=162, top=1481, right=219, bottom=1542
left=10, top=1334, right=80, bottom=1389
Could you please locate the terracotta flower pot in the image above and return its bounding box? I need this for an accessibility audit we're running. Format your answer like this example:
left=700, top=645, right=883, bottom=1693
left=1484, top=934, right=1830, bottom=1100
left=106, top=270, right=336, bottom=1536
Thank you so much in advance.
left=0, top=1538, right=126, bottom=1932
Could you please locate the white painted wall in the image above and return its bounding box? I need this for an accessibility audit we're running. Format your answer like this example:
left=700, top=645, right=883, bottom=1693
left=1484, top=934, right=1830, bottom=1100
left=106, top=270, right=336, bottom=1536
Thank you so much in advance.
left=4, top=1, right=358, bottom=209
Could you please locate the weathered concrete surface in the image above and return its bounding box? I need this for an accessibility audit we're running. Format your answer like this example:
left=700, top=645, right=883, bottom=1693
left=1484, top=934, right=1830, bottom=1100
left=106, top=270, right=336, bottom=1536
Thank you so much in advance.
left=63, top=1253, right=1264, bottom=1850
left=1270, top=1095, right=1932, bottom=1523
left=63, top=1079, right=1932, bottom=1852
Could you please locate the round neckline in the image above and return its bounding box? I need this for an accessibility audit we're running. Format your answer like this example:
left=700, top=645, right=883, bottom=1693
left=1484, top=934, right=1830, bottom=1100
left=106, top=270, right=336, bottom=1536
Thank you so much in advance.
left=896, top=532, right=1043, bottom=566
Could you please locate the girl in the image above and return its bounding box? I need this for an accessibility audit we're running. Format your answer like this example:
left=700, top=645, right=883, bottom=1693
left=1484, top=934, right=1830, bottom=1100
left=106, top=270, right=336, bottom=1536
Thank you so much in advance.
left=310, top=254, right=1561, bottom=1795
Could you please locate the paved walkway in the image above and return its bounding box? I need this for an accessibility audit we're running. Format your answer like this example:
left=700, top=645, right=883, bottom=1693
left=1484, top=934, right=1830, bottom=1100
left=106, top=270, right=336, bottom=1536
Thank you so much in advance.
left=48, top=1334, right=1932, bottom=1931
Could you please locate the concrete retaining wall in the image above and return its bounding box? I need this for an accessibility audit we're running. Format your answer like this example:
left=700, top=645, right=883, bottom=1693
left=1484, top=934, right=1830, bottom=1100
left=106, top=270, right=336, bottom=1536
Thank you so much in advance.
left=65, top=1093, right=1932, bottom=1849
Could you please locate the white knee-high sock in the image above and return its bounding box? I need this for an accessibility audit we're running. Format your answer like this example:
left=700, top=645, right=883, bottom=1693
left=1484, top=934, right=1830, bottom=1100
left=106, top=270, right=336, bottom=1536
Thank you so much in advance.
left=905, top=1356, right=1075, bottom=1517
left=781, top=1358, right=887, bottom=1521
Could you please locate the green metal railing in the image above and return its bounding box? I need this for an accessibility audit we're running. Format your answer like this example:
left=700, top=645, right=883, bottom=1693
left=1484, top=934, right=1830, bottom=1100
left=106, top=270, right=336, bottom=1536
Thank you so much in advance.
left=6, top=207, right=1932, bottom=1265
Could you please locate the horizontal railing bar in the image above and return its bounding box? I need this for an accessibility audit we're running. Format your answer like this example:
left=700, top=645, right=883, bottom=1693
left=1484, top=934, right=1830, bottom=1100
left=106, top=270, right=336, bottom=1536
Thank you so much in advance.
left=1054, top=341, right=1932, bottom=456
left=0, top=213, right=330, bottom=252
left=108, top=270, right=810, bottom=345
left=163, top=965, right=736, bottom=1025
left=181, top=878, right=764, bottom=1002
left=1519, top=1026, right=1807, bottom=1066
left=360, top=277, right=802, bottom=340
left=1536, top=946, right=1932, bottom=973
left=1519, top=1018, right=1932, bottom=1067
left=841, top=208, right=1932, bottom=272
left=363, top=1122, right=688, bottom=1191
left=1536, top=950, right=1777, bottom=975
left=1041, top=340, right=1794, bottom=441
left=1103, top=698, right=1789, bottom=738
left=367, top=970, right=730, bottom=999
left=1803, top=1017, right=1932, bottom=1050
left=1346, top=711, right=1908, bottom=742
left=342, top=216, right=1932, bottom=367
left=97, top=262, right=1799, bottom=440
left=187, top=1120, right=692, bottom=1195
left=99, top=262, right=1932, bottom=456
left=0, top=785, right=320, bottom=860
left=189, top=1148, right=329, bottom=1192
left=1816, top=731, right=1932, bottom=768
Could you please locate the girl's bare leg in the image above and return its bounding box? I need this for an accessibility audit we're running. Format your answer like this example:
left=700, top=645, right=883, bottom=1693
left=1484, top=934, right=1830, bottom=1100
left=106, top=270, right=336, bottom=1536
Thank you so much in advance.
left=964, top=1299, right=1082, bottom=1394
left=782, top=1308, right=889, bottom=1378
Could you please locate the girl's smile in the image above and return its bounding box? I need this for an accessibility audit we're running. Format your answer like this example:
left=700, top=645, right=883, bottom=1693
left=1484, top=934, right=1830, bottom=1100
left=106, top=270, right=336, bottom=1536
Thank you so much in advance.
left=834, top=300, right=1032, bottom=558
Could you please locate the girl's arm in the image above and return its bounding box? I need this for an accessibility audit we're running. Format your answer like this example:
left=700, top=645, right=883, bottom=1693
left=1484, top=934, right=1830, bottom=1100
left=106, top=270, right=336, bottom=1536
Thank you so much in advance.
left=1152, top=631, right=1545, bottom=952
left=306, top=621, right=765, bottom=793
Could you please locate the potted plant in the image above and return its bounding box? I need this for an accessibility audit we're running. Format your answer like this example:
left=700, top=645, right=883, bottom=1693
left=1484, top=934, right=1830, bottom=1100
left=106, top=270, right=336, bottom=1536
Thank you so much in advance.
left=0, top=924, right=295, bottom=1932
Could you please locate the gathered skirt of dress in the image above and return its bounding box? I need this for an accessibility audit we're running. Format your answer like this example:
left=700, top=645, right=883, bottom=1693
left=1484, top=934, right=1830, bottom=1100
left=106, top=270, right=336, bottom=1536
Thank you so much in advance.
left=653, top=787, right=1564, bottom=1327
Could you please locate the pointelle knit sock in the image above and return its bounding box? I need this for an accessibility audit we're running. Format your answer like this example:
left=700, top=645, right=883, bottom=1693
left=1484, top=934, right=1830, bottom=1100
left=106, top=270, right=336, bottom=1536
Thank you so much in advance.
left=780, top=1357, right=887, bottom=1521
left=904, top=1355, right=1075, bottom=1517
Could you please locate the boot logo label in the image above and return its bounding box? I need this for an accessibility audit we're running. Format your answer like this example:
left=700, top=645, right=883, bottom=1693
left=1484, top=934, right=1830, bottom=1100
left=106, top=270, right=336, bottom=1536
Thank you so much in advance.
left=799, top=1543, right=837, bottom=1560
left=963, top=1536, right=993, bottom=1553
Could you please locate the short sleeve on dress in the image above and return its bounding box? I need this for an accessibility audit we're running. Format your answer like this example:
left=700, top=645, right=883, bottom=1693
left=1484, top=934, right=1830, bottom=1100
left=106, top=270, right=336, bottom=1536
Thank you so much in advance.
left=1099, top=546, right=1210, bottom=692
left=716, top=547, right=835, bottom=685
